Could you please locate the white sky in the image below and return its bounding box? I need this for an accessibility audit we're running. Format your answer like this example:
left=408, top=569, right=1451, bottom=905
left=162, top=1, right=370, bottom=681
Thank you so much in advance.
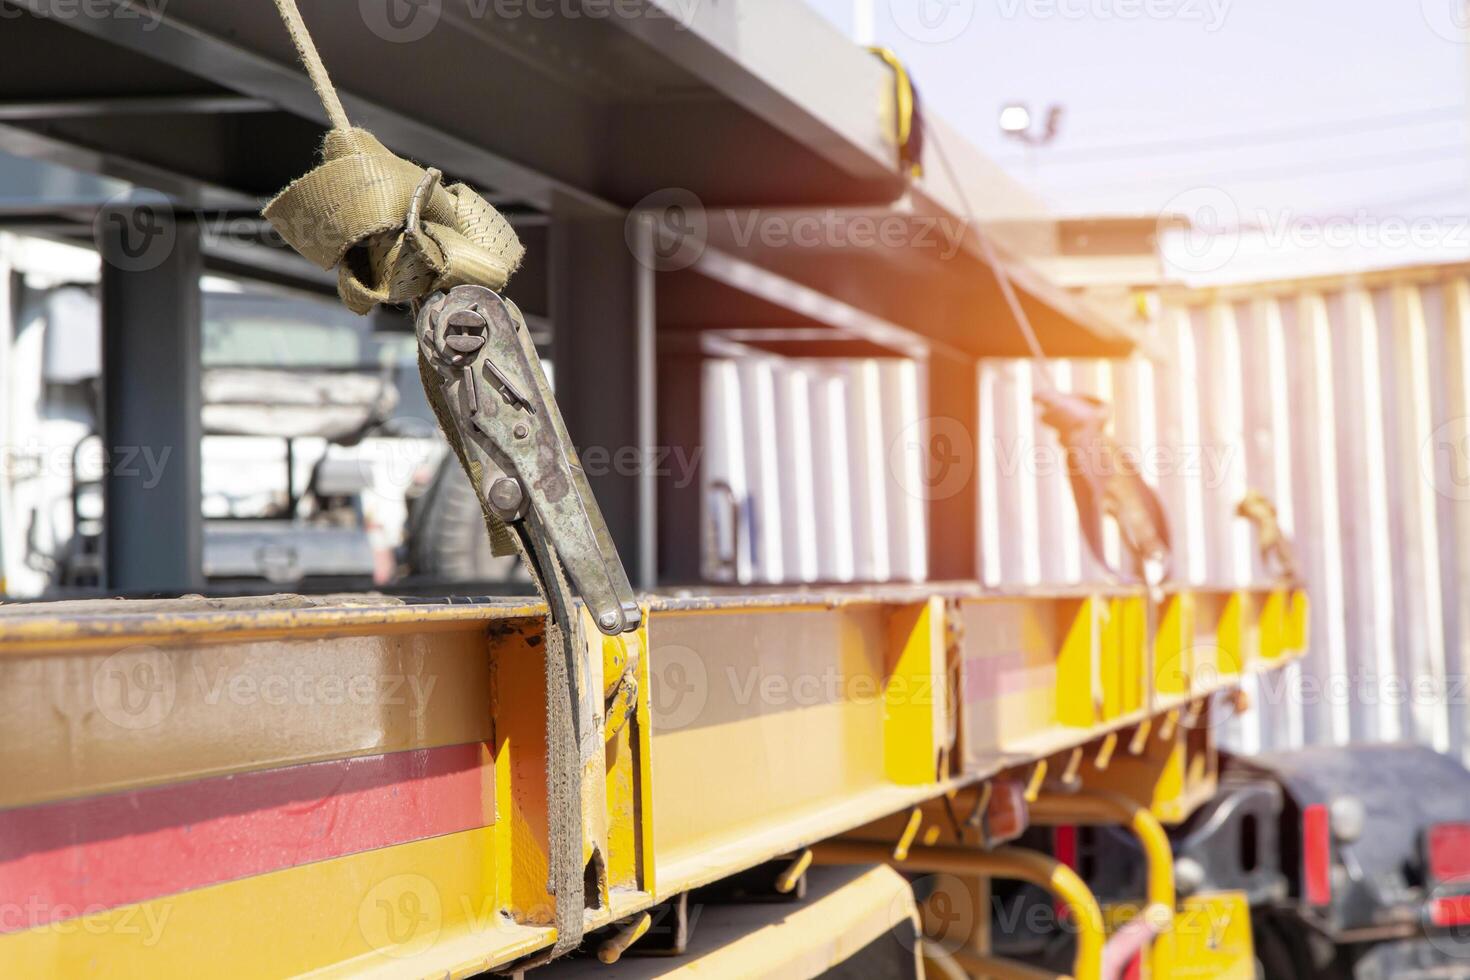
left=805, top=0, right=1470, bottom=278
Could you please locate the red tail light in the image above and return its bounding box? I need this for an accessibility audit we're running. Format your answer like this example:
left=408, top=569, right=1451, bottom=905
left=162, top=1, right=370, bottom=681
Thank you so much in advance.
left=1303, top=803, right=1332, bottom=906
left=1429, top=894, right=1470, bottom=927
left=1427, top=822, right=1470, bottom=884
left=1053, top=826, right=1077, bottom=920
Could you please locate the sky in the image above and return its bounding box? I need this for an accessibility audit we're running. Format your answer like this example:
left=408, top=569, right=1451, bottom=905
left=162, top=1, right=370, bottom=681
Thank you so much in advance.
left=803, top=0, right=1470, bottom=278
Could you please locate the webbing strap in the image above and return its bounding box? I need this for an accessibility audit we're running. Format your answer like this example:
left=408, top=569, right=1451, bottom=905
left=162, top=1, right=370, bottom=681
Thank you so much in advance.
left=264, top=0, right=585, bottom=958
left=264, top=129, right=524, bottom=314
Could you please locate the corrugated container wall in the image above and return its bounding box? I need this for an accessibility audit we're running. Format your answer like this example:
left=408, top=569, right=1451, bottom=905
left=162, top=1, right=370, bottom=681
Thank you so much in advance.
left=701, top=266, right=1470, bottom=762
left=981, top=268, right=1470, bottom=760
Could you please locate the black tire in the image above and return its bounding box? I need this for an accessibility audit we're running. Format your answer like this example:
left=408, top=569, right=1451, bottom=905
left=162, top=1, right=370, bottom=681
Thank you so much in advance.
left=1253, top=912, right=1317, bottom=980
left=405, top=455, right=525, bottom=583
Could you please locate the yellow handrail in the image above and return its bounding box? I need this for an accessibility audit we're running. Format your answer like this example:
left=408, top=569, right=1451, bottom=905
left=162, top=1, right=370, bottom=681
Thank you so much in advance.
left=812, top=842, right=1103, bottom=980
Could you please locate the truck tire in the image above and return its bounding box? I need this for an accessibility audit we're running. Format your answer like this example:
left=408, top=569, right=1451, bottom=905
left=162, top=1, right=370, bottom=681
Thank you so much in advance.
left=406, top=455, right=524, bottom=583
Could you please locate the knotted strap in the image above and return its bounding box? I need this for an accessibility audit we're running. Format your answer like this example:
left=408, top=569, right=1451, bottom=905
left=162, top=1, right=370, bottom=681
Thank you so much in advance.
left=263, top=0, right=585, bottom=961
left=263, top=128, right=524, bottom=314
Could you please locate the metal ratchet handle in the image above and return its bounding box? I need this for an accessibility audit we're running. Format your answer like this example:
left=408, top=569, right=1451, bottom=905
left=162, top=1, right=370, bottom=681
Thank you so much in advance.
left=417, top=284, right=642, bottom=635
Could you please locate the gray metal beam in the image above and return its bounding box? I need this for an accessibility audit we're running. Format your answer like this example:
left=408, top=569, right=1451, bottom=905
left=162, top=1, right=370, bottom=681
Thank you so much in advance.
left=0, top=122, right=256, bottom=210
left=98, top=207, right=204, bottom=594
left=626, top=0, right=896, bottom=182
left=9, top=0, right=616, bottom=216
left=689, top=242, right=957, bottom=361
left=0, top=95, right=273, bottom=120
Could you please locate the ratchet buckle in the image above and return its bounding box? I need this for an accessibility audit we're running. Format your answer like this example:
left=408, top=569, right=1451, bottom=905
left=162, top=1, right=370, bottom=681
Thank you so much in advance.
left=416, top=284, right=641, bottom=635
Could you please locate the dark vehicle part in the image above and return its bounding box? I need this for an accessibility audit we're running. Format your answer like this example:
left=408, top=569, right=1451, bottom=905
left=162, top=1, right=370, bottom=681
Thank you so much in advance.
left=1174, top=775, right=1288, bottom=906
left=1231, top=744, right=1470, bottom=937
left=404, top=453, right=523, bottom=583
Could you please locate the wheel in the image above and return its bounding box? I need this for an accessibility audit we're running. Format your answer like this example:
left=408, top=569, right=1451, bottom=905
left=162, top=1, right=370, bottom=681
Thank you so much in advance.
left=405, top=454, right=525, bottom=583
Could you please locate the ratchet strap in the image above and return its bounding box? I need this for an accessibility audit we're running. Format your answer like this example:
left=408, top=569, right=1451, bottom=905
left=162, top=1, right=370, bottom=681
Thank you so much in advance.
left=869, top=47, right=925, bottom=177
left=262, top=0, right=589, bottom=958
left=1034, top=387, right=1172, bottom=585
left=1237, top=488, right=1298, bottom=584
left=263, top=129, right=523, bottom=315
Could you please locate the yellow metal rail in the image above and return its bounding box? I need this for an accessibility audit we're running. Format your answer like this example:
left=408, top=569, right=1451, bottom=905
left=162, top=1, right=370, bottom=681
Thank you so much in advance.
left=0, top=582, right=1307, bottom=976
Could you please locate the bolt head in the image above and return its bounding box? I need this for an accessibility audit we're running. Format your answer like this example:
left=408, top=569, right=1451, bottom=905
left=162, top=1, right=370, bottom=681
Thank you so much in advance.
left=487, top=477, right=525, bottom=517
left=599, top=611, right=620, bottom=630
left=513, top=422, right=530, bottom=439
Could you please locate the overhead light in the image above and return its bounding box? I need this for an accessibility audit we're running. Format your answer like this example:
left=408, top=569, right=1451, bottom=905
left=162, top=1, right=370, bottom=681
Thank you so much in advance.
left=999, top=104, right=1032, bottom=135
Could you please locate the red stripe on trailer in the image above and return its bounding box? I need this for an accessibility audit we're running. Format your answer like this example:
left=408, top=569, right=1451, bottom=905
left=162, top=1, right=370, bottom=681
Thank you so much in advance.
left=0, top=742, right=491, bottom=932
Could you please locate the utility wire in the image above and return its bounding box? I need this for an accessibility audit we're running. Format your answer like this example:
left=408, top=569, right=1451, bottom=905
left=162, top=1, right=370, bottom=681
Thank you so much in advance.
left=996, top=104, right=1464, bottom=166
left=1049, top=142, right=1468, bottom=196
left=930, top=126, right=1058, bottom=392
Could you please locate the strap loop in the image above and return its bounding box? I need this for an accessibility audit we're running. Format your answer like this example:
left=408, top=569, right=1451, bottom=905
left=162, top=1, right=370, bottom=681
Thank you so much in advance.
left=264, top=128, right=523, bottom=314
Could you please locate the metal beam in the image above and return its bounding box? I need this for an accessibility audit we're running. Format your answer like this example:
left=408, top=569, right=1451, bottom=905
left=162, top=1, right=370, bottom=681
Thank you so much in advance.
left=98, top=206, right=204, bottom=594
left=622, top=0, right=896, bottom=183
left=0, top=95, right=273, bottom=120
left=551, top=214, right=657, bottom=588
left=8, top=0, right=615, bottom=215
left=690, top=243, right=956, bottom=361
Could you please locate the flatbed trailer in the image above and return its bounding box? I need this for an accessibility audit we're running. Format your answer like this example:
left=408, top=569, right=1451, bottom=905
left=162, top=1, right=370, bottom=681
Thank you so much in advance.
left=7, top=3, right=1468, bottom=978
left=0, top=582, right=1306, bottom=976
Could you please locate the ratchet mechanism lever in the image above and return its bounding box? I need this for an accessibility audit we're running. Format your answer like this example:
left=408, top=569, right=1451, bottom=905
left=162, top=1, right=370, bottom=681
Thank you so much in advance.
left=416, top=284, right=641, bottom=635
